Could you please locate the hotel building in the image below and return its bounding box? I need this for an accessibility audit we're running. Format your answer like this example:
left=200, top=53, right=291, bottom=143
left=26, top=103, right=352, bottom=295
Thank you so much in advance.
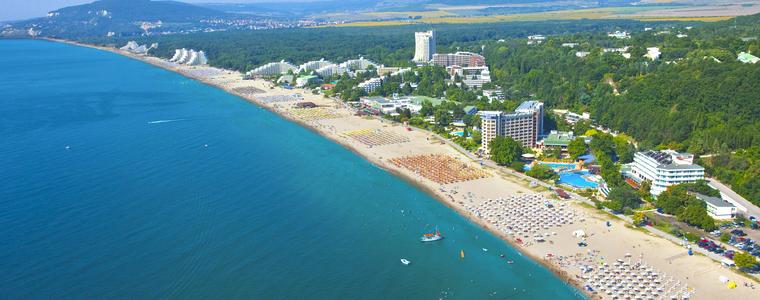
left=479, top=101, right=544, bottom=150
left=413, top=30, right=436, bottom=63
left=432, top=52, right=486, bottom=68
left=629, top=150, right=705, bottom=196
left=358, top=77, right=384, bottom=93
left=298, top=59, right=333, bottom=73
left=248, top=60, right=297, bottom=77
left=449, top=66, right=492, bottom=89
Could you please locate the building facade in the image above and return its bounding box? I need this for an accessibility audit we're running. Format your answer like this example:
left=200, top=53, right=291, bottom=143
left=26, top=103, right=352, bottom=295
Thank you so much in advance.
left=298, top=59, right=333, bottom=73
left=629, top=150, right=705, bottom=196
left=695, top=193, right=737, bottom=220
left=413, top=30, right=436, bottom=63
left=479, top=101, right=544, bottom=150
left=358, top=77, right=384, bottom=93
left=432, top=52, right=485, bottom=68
left=248, top=60, right=297, bottom=77
left=449, top=66, right=491, bottom=89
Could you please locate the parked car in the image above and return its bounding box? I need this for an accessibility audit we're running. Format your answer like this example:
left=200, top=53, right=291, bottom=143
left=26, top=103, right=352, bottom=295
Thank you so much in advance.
left=731, top=229, right=747, bottom=236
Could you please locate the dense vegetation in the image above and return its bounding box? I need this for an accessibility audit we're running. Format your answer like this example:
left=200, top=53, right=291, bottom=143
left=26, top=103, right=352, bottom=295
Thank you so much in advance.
left=488, top=136, right=524, bottom=167
left=82, top=16, right=759, bottom=202
left=90, top=19, right=668, bottom=71
left=698, top=147, right=760, bottom=206
left=481, top=15, right=760, bottom=154
left=655, top=181, right=720, bottom=231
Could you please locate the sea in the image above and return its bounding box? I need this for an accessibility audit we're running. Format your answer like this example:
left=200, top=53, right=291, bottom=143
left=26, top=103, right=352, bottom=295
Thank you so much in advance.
left=0, top=39, right=585, bottom=299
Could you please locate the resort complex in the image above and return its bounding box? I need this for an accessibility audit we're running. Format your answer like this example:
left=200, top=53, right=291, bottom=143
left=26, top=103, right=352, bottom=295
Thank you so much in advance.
left=169, top=48, right=208, bottom=66
left=480, top=101, right=545, bottom=149
left=628, top=150, right=705, bottom=196
left=120, top=41, right=157, bottom=55
left=102, top=19, right=760, bottom=300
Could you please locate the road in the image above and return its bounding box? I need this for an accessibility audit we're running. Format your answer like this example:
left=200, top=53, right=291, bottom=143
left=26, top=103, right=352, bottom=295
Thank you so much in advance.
left=707, top=178, right=760, bottom=218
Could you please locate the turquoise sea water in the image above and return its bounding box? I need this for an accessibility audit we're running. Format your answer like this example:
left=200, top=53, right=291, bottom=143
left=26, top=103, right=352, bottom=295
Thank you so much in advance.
left=0, top=39, right=585, bottom=299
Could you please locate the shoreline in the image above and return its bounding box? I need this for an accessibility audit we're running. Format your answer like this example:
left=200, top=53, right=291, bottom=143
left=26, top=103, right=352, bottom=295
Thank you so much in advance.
left=43, top=38, right=759, bottom=299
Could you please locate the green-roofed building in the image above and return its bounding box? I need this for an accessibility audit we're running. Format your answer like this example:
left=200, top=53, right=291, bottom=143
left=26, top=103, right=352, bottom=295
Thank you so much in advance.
left=541, top=131, right=575, bottom=150
left=737, top=52, right=760, bottom=64
left=409, top=96, right=448, bottom=107
left=463, top=105, right=478, bottom=115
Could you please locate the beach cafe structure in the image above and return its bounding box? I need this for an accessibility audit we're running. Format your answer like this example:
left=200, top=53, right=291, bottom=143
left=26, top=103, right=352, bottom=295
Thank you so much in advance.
left=540, top=130, right=575, bottom=151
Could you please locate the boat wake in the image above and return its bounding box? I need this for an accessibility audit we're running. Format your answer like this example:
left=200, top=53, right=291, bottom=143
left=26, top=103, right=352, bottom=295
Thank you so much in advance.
left=147, top=119, right=186, bottom=124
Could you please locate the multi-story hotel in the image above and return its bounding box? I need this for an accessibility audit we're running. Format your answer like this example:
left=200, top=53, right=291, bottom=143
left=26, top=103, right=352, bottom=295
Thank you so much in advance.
left=413, top=30, right=436, bottom=63
left=629, top=150, right=705, bottom=196
left=248, top=60, right=297, bottom=77
left=298, top=59, right=333, bottom=73
left=432, top=52, right=486, bottom=68
left=449, top=66, right=492, bottom=89
left=358, top=77, right=384, bottom=93
left=479, top=101, right=544, bottom=150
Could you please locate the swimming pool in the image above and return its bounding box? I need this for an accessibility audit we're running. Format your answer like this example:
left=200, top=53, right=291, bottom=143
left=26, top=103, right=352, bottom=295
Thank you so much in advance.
left=539, top=162, right=577, bottom=170
left=523, top=162, right=576, bottom=171
left=524, top=162, right=599, bottom=189
left=558, top=170, right=599, bottom=188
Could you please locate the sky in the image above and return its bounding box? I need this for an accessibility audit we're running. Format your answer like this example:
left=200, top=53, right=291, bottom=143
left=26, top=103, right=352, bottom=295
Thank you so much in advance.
left=0, top=0, right=314, bottom=22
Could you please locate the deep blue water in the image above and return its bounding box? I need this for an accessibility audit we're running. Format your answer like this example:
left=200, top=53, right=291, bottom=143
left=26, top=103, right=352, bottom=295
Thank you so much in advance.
left=0, top=39, right=585, bottom=299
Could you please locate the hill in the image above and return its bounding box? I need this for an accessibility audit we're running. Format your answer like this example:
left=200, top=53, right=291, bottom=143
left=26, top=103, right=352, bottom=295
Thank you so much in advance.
left=4, top=0, right=236, bottom=38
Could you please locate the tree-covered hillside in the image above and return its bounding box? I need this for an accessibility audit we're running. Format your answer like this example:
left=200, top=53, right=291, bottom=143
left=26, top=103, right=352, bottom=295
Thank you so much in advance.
left=95, top=19, right=668, bottom=71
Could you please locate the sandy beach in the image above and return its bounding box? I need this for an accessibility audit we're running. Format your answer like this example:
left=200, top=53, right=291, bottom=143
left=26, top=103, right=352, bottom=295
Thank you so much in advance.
left=54, top=39, right=759, bottom=299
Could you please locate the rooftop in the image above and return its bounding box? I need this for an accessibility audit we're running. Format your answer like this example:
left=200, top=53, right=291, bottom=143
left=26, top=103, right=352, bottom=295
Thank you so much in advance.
left=695, top=193, right=735, bottom=208
left=409, top=96, right=447, bottom=107
left=543, top=131, right=574, bottom=146
left=639, top=150, right=703, bottom=170
left=515, top=100, right=543, bottom=112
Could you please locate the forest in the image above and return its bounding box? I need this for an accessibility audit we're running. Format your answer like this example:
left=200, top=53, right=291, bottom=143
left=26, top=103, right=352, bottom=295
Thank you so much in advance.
left=84, top=15, right=760, bottom=203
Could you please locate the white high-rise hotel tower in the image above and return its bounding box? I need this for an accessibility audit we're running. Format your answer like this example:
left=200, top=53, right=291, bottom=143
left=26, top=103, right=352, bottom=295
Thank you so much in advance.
left=413, top=30, right=436, bottom=63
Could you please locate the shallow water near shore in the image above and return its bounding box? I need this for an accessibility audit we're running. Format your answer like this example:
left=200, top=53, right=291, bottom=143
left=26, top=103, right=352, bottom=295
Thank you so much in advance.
left=0, top=39, right=585, bottom=299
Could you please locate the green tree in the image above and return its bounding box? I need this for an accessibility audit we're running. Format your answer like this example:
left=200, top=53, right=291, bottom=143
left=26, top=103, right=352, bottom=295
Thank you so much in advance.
left=489, top=136, right=523, bottom=166
left=638, top=181, right=652, bottom=199
left=567, top=137, right=588, bottom=160
left=720, top=232, right=731, bottom=243
left=734, top=251, right=758, bottom=269
left=607, top=186, right=642, bottom=212
left=542, top=147, right=562, bottom=160
left=526, top=164, right=559, bottom=181
left=419, top=100, right=434, bottom=116
left=434, top=109, right=451, bottom=126
left=676, top=203, right=716, bottom=231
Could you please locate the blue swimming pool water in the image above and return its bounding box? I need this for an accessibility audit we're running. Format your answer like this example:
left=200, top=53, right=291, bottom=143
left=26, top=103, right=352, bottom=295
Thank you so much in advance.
left=558, top=171, right=599, bottom=189
left=524, top=162, right=599, bottom=189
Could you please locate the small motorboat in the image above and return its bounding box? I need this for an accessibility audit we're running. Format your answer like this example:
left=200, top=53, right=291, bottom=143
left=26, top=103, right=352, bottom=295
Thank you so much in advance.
left=507, top=260, right=514, bottom=264
left=482, top=248, right=488, bottom=252
left=420, top=226, right=443, bottom=242
left=400, top=259, right=411, bottom=265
